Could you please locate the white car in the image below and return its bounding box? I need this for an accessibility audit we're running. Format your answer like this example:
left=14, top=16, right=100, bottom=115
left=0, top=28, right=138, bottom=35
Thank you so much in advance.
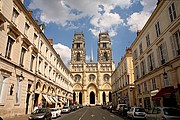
left=127, top=107, right=146, bottom=119
left=50, top=108, right=61, bottom=118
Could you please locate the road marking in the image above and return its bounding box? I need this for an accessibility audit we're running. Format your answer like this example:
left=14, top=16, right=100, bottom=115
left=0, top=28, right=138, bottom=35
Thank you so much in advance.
left=91, top=114, right=95, bottom=117
left=79, top=109, right=88, bottom=120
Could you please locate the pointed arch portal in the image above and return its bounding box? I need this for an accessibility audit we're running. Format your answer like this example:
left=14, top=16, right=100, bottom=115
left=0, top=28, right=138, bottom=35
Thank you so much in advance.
left=90, top=91, right=95, bottom=104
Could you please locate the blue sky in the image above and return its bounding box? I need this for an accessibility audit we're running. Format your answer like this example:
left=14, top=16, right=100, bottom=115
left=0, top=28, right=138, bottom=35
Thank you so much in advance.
left=24, top=0, right=157, bottom=67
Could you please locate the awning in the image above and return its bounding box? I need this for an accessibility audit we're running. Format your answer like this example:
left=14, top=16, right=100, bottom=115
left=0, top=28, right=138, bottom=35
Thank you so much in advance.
left=53, top=97, right=60, bottom=103
left=42, top=94, right=52, bottom=104
left=48, top=96, right=56, bottom=103
left=152, top=87, right=174, bottom=100
left=168, top=87, right=180, bottom=94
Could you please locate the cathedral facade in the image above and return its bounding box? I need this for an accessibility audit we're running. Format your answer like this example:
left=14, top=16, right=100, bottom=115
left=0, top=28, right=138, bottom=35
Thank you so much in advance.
left=69, top=32, right=115, bottom=106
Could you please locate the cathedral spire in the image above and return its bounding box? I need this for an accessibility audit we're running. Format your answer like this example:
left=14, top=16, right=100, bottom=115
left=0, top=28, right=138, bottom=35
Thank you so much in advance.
left=90, top=48, right=93, bottom=62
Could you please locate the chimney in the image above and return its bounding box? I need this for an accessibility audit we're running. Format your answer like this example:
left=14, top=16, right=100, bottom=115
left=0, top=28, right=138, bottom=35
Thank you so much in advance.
left=137, top=30, right=141, bottom=36
left=48, top=39, right=53, bottom=45
left=35, top=20, right=38, bottom=24
left=28, top=10, right=33, bottom=16
left=126, top=48, right=132, bottom=54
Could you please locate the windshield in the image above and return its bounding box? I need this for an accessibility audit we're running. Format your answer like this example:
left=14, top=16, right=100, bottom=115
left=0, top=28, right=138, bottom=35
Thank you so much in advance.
left=163, top=108, right=180, bottom=116
left=135, top=108, right=145, bottom=112
left=63, top=106, right=68, bottom=109
left=33, top=109, right=46, bottom=114
left=50, top=109, right=57, bottom=111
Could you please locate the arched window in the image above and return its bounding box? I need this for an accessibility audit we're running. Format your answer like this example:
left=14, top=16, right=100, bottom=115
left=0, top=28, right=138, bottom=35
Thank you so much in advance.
left=89, top=74, right=95, bottom=81
left=77, top=52, right=80, bottom=61
left=103, top=52, right=108, bottom=61
left=74, top=74, right=81, bottom=82
left=104, top=74, right=110, bottom=81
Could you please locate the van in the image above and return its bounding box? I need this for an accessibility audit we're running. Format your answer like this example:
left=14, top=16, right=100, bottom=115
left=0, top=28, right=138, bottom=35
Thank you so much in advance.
left=116, top=104, right=126, bottom=111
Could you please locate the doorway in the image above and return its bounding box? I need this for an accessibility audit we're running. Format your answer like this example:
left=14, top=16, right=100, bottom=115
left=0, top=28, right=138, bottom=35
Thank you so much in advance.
left=90, top=91, right=95, bottom=104
left=79, top=92, right=82, bottom=104
left=103, top=92, right=106, bottom=104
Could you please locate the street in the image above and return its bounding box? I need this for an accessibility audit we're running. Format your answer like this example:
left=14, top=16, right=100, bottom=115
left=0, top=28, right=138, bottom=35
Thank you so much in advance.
left=56, top=106, right=128, bottom=120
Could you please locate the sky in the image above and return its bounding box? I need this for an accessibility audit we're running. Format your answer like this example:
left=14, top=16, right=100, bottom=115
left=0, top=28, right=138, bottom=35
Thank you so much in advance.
left=24, top=0, right=158, bottom=67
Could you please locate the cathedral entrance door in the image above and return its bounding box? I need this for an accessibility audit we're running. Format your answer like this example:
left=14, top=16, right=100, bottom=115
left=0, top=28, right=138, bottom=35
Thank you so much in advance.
left=90, top=91, right=95, bottom=104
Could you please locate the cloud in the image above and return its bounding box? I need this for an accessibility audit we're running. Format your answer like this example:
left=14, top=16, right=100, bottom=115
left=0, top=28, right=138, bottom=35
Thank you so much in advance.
left=53, top=43, right=71, bottom=67
left=28, top=0, right=133, bottom=37
left=126, top=0, right=157, bottom=32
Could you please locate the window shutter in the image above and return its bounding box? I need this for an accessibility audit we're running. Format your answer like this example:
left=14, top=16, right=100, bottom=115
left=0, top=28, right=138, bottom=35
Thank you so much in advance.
left=151, top=53, right=155, bottom=69
left=156, top=48, right=161, bottom=66
left=170, top=36, right=176, bottom=57
left=162, top=42, right=168, bottom=62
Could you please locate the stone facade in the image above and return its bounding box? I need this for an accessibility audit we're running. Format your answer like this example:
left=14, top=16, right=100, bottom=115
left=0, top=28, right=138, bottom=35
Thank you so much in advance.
left=130, top=0, right=180, bottom=108
left=69, top=32, right=115, bottom=106
left=111, top=48, right=135, bottom=107
left=0, top=0, right=73, bottom=118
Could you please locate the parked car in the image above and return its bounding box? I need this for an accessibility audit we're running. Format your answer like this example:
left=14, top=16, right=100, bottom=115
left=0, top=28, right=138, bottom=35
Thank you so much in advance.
left=29, top=108, right=52, bottom=120
left=61, top=106, right=71, bottom=113
left=70, top=105, right=76, bottom=111
left=119, top=106, right=131, bottom=116
left=116, top=103, right=126, bottom=111
left=79, top=104, right=83, bottom=108
left=50, top=108, right=61, bottom=118
left=145, top=107, right=180, bottom=120
left=127, top=107, right=146, bottom=119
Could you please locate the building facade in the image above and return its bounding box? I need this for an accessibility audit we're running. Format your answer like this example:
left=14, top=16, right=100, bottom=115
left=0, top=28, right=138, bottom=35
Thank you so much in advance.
left=130, top=0, right=180, bottom=108
left=112, top=48, right=135, bottom=107
left=69, top=32, right=115, bottom=106
left=0, top=0, right=73, bottom=118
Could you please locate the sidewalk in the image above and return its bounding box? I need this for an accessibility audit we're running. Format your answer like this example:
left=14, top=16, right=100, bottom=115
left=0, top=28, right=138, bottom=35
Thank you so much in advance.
left=3, top=114, right=30, bottom=120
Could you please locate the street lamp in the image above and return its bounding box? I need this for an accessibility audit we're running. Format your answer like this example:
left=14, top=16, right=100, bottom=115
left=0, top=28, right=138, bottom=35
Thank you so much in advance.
left=19, top=72, right=24, bottom=82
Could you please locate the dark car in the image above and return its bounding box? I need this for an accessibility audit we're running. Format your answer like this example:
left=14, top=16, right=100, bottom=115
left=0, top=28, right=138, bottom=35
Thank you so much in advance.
left=29, top=108, right=52, bottom=120
left=119, top=106, right=131, bottom=116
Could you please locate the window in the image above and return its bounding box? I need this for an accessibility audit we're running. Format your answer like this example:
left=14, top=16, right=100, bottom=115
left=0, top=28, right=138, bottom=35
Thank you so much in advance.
left=139, top=43, right=143, bottom=54
left=76, top=43, right=80, bottom=48
left=44, top=63, right=47, bottom=76
left=140, top=60, right=146, bottom=76
left=152, top=78, right=156, bottom=90
left=155, top=21, right=161, bottom=37
left=103, top=43, right=107, bottom=48
left=74, top=74, right=81, bottom=82
left=24, top=23, right=30, bottom=36
left=135, top=65, right=139, bottom=80
left=30, top=55, right=35, bottom=71
left=16, top=78, right=22, bottom=103
left=146, top=34, right=150, bottom=47
left=33, top=33, right=38, bottom=44
left=144, top=82, right=147, bottom=92
left=5, top=36, right=14, bottom=59
left=38, top=58, right=42, bottom=73
left=169, top=3, right=177, bottom=22
left=137, top=84, right=141, bottom=94
left=89, top=74, right=95, bottom=81
left=171, top=29, right=180, bottom=57
left=147, top=52, right=155, bottom=72
left=157, top=42, right=168, bottom=65
left=20, top=47, right=26, bottom=66
left=40, top=41, right=43, bottom=52
left=163, top=72, right=169, bottom=87
left=133, top=49, right=138, bottom=60
left=0, top=76, right=9, bottom=103
left=104, top=74, right=110, bottom=81
left=104, top=52, right=108, bottom=61
left=11, top=8, right=19, bottom=24
left=76, top=52, right=80, bottom=61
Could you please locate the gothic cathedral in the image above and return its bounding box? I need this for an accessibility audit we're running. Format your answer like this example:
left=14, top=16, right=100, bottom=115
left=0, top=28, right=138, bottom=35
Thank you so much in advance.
left=69, top=32, right=115, bottom=106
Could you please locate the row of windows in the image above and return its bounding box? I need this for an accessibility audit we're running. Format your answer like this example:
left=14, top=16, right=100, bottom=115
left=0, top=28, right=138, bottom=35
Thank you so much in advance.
left=133, top=3, right=177, bottom=61
left=134, top=29, right=180, bottom=80
left=74, top=74, right=110, bottom=82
